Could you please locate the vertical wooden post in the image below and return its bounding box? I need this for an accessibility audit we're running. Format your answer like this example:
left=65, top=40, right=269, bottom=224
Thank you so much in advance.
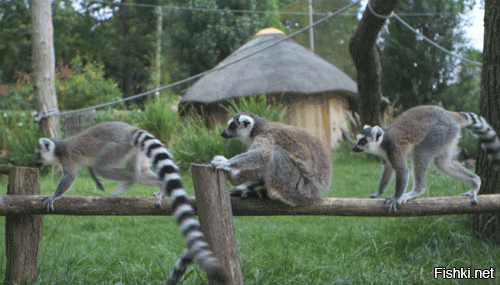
left=191, top=164, right=243, bottom=285
left=5, top=167, right=43, bottom=285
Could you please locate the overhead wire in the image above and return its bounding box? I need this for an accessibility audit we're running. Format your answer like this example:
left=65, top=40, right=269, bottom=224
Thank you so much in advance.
left=36, top=0, right=361, bottom=120
left=36, top=0, right=482, bottom=121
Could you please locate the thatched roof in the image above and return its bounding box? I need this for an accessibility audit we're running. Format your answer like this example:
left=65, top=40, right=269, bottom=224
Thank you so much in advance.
left=179, top=28, right=358, bottom=110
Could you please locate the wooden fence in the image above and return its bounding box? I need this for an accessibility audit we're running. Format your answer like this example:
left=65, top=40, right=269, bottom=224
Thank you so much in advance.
left=2, top=165, right=500, bottom=285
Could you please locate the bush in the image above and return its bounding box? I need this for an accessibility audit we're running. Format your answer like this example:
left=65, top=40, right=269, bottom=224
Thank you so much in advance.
left=227, top=94, right=287, bottom=122
left=0, top=110, right=40, bottom=167
left=171, top=116, right=245, bottom=171
left=138, top=98, right=180, bottom=144
left=0, top=85, right=35, bottom=110
left=56, top=56, right=123, bottom=111
left=171, top=95, right=288, bottom=171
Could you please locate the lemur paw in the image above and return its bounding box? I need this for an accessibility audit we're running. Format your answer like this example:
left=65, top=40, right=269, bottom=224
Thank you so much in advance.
left=210, top=156, right=231, bottom=172
left=153, top=191, right=164, bottom=208
left=384, top=196, right=400, bottom=213
left=461, top=190, right=478, bottom=205
left=42, top=195, right=60, bottom=212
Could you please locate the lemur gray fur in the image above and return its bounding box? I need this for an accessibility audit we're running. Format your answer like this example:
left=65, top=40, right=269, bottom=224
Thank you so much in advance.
left=353, top=105, right=500, bottom=212
left=36, top=121, right=227, bottom=284
left=166, top=113, right=334, bottom=283
left=211, top=112, right=333, bottom=205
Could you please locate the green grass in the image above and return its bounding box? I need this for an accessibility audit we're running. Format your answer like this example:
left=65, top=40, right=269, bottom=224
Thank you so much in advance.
left=0, top=144, right=499, bottom=284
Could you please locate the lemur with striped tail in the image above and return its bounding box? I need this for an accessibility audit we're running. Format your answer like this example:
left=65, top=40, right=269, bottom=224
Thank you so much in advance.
left=353, top=105, right=500, bottom=212
left=36, top=121, right=227, bottom=284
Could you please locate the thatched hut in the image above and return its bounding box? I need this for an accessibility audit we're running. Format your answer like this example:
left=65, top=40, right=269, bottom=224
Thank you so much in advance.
left=179, top=28, right=358, bottom=148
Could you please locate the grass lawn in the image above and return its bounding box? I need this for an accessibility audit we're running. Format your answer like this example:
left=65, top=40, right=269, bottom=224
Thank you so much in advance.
left=0, top=144, right=498, bottom=284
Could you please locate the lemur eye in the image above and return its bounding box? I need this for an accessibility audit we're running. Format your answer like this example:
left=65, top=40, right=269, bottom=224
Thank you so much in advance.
left=358, top=138, right=367, bottom=146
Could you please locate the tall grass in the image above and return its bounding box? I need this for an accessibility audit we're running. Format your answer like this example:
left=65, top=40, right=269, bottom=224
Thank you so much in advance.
left=0, top=143, right=498, bottom=284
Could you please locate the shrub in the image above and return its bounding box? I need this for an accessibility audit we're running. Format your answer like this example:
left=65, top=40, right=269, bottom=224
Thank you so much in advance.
left=0, top=85, right=35, bottom=110
left=227, top=94, right=287, bottom=122
left=171, top=95, right=288, bottom=171
left=171, top=116, right=245, bottom=171
left=0, top=110, right=40, bottom=167
left=56, top=56, right=123, bottom=111
left=138, top=98, right=180, bottom=144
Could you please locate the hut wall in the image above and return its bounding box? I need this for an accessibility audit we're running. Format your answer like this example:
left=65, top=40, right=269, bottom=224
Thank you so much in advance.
left=285, top=97, right=348, bottom=148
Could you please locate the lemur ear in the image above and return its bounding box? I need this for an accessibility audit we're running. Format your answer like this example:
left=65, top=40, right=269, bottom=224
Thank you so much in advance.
left=239, top=115, right=253, bottom=128
left=372, top=126, right=384, bottom=142
left=39, top=138, right=54, bottom=151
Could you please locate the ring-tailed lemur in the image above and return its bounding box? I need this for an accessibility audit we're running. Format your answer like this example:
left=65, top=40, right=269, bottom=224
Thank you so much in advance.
left=165, top=113, right=333, bottom=282
left=353, top=105, right=500, bottom=212
left=36, top=121, right=227, bottom=284
left=211, top=112, right=333, bottom=205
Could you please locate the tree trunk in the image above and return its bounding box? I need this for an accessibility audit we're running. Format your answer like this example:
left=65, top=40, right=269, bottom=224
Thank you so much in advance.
left=472, top=0, right=500, bottom=242
left=349, top=0, right=398, bottom=126
left=30, top=0, right=60, bottom=138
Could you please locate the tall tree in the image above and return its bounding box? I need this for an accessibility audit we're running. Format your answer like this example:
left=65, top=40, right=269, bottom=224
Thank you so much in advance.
left=379, top=0, right=474, bottom=110
left=0, top=0, right=31, bottom=84
left=473, top=0, right=500, bottom=242
left=166, top=0, right=284, bottom=80
left=31, top=0, right=60, bottom=138
left=349, top=0, right=398, bottom=126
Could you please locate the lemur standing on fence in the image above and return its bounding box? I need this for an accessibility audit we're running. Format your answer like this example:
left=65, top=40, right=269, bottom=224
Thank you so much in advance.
left=36, top=121, right=228, bottom=284
left=353, top=105, right=500, bottom=212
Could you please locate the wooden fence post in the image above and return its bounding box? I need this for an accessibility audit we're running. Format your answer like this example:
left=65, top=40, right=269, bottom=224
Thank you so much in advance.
left=5, top=167, right=43, bottom=285
left=191, top=164, right=243, bottom=285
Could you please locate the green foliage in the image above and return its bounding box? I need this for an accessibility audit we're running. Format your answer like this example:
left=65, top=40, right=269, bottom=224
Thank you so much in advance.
left=171, top=117, right=245, bottom=171
left=167, top=0, right=285, bottom=78
left=0, top=110, right=40, bottom=167
left=380, top=0, right=476, bottom=110
left=171, top=95, right=288, bottom=171
left=0, top=85, right=35, bottom=110
left=0, top=0, right=31, bottom=83
left=56, top=56, right=123, bottom=110
left=280, top=0, right=360, bottom=79
left=138, top=98, right=181, bottom=144
left=227, top=94, right=287, bottom=122
left=437, top=49, right=482, bottom=112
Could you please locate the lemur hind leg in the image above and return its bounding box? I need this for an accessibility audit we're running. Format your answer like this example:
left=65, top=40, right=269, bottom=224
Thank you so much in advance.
left=434, top=145, right=481, bottom=204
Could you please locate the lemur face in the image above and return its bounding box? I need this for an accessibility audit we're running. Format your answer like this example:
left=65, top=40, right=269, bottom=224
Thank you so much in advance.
left=36, top=138, right=58, bottom=166
left=353, top=125, right=384, bottom=155
left=221, top=114, right=255, bottom=144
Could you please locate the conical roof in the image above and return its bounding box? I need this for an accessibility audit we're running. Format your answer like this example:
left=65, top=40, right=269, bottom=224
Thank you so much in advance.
left=180, top=28, right=357, bottom=106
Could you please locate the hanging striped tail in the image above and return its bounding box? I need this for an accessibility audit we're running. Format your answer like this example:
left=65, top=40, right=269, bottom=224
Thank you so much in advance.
left=132, top=130, right=228, bottom=284
left=166, top=249, right=193, bottom=285
left=461, top=112, right=500, bottom=165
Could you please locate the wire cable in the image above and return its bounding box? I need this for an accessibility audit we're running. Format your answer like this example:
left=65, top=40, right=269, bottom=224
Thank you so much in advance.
left=38, top=0, right=361, bottom=120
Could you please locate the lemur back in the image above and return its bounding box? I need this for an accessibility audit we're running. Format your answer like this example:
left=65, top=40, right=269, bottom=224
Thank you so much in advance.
left=353, top=105, right=500, bottom=212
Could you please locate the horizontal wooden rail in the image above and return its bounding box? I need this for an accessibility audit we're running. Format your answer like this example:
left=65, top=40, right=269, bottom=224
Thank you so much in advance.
left=0, top=194, right=499, bottom=217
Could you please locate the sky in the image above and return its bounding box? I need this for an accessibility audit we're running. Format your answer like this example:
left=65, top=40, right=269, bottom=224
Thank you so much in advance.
left=465, top=4, right=484, bottom=51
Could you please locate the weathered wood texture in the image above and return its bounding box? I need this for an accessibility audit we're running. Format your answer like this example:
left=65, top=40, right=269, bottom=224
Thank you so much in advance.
left=349, top=0, right=399, bottom=126
left=473, top=0, right=500, bottom=242
left=192, top=164, right=242, bottom=285
left=31, top=0, right=60, bottom=138
left=5, top=167, right=43, bottom=285
left=0, top=193, right=499, bottom=217
left=0, top=166, right=10, bottom=175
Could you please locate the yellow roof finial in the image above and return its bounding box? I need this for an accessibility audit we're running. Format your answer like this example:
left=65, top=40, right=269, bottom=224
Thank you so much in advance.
left=255, top=28, right=285, bottom=37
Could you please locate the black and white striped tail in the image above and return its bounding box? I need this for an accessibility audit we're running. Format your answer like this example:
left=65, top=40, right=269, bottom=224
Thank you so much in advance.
left=166, top=249, right=193, bottom=285
left=132, top=130, right=228, bottom=285
left=461, top=112, right=500, bottom=165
